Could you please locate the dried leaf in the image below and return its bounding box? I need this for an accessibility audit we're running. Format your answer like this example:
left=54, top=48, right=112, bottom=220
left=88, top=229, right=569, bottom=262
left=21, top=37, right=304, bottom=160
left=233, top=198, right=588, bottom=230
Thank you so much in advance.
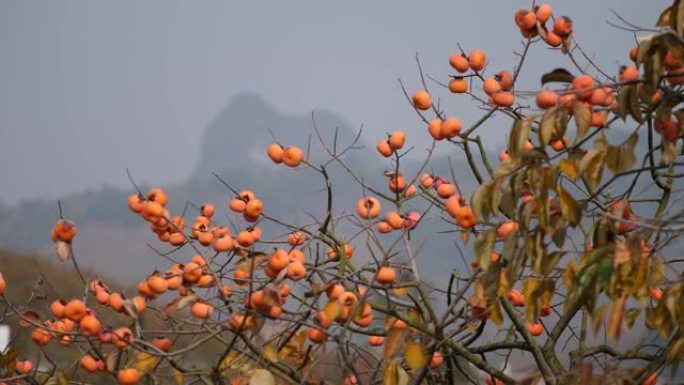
left=263, top=343, right=279, bottom=363
left=383, top=327, right=409, bottom=361
left=541, top=68, right=574, bottom=85
left=163, top=294, right=199, bottom=315
left=54, top=241, right=72, bottom=262
left=573, top=101, right=592, bottom=141
left=559, top=158, right=579, bottom=181
left=556, top=185, right=581, bottom=226
left=134, top=352, right=158, bottom=374
left=607, top=296, right=626, bottom=342
left=383, top=361, right=409, bottom=385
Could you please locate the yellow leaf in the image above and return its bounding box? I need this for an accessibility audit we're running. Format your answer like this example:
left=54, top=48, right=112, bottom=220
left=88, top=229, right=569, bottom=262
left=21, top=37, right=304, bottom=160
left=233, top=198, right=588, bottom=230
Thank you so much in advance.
left=405, top=339, right=426, bottom=372
left=324, top=299, right=343, bottom=321
left=263, top=343, right=279, bottom=363
left=383, top=361, right=409, bottom=385
left=174, top=368, right=184, bottom=385
left=219, top=351, right=242, bottom=371
left=607, top=296, right=626, bottom=342
left=134, top=352, right=158, bottom=375
left=383, top=327, right=409, bottom=361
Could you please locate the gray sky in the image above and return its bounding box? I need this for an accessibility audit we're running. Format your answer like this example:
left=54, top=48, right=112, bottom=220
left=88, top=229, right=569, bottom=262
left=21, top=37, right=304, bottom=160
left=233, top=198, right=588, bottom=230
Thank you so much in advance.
left=0, top=1, right=667, bottom=205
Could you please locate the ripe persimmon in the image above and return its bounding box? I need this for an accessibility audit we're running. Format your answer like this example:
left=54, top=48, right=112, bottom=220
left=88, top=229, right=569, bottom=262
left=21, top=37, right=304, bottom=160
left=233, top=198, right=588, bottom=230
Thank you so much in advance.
left=440, top=117, right=462, bottom=139
left=79, top=315, right=102, bottom=337
left=146, top=188, right=168, bottom=206
left=527, top=322, right=543, bottom=336
left=496, top=70, right=513, bottom=91
left=437, top=183, right=456, bottom=199
left=80, top=355, right=101, bottom=372
left=385, top=211, right=404, bottom=230
left=53, top=219, right=77, bottom=242
left=388, top=130, right=406, bottom=150
left=268, top=249, right=289, bottom=271
left=449, top=53, right=470, bottom=73
left=357, top=197, right=381, bottom=219
left=430, top=351, right=444, bottom=369
left=427, top=119, right=444, bottom=140
left=267, top=143, right=285, bottom=164
left=64, top=299, right=87, bottom=322
left=468, top=49, right=487, bottom=71
left=153, top=337, right=171, bottom=352
left=213, top=233, right=234, bottom=252
left=147, top=275, right=168, bottom=294
left=244, top=199, right=263, bottom=218
left=183, top=262, right=203, bottom=283
left=536, top=90, right=559, bottom=109
left=143, top=201, right=164, bottom=219
left=368, top=335, right=384, bottom=346
left=112, top=327, right=133, bottom=348
left=619, top=65, right=639, bottom=81
left=50, top=299, right=66, bottom=318
left=197, top=274, right=215, bottom=288
left=127, top=194, right=146, bottom=213
left=288, top=231, right=306, bottom=246
left=534, top=4, right=552, bottom=24
left=412, top=90, right=432, bottom=110
left=448, top=78, right=468, bottom=93
left=553, top=16, right=573, bottom=36
left=664, top=51, right=682, bottom=70
left=515, top=9, right=537, bottom=30
left=497, top=220, right=520, bottom=238
left=308, top=327, right=327, bottom=343
left=492, top=91, right=516, bottom=107
left=388, top=173, right=406, bottom=193
left=545, top=31, right=563, bottom=47
left=286, top=260, right=307, bottom=281
left=376, top=140, right=393, bottom=157
left=15, top=360, right=32, bottom=374
left=650, top=287, right=663, bottom=301
left=31, top=327, right=51, bottom=346
left=483, top=77, right=502, bottom=95
left=282, top=146, right=304, bottom=167
left=376, top=266, right=397, bottom=284
left=572, top=74, right=595, bottom=100
left=190, top=301, right=214, bottom=319
left=117, top=368, right=140, bottom=385
left=591, top=111, right=607, bottom=128
left=96, top=290, right=110, bottom=305
left=228, top=313, right=253, bottom=331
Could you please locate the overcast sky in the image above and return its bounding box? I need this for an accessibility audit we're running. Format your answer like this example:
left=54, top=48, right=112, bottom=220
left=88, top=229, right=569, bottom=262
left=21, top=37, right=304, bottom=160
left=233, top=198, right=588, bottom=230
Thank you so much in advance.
left=0, top=1, right=667, bottom=205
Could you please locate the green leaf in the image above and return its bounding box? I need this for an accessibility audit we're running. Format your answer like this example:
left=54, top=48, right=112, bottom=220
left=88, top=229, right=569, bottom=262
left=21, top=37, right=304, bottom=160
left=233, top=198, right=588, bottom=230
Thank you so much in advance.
left=556, top=185, right=581, bottom=226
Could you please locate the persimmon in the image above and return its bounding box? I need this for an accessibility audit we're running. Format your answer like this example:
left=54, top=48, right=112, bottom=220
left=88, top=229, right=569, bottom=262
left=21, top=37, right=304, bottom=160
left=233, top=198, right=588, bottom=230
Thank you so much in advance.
left=127, top=194, right=146, bottom=213
left=53, top=219, right=77, bottom=242
left=344, top=375, right=358, bottom=385
left=448, top=78, right=468, bottom=93
left=619, top=65, right=639, bottom=81
left=427, top=119, right=444, bottom=140
left=437, top=183, right=457, bottom=199
left=589, top=87, right=614, bottom=107
left=282, top=146, right=304, bottom=167
left=404, top=184, right=417, bottom=198
left=117, top=368, right=140, bottom=385
left=498, top=150, right=510, bottom=162
left=228, top=313, right=252, bottom=331
left=80, top=355, right=101, bottom=372
left=190, top=301, right=214, bottom=319
left=483, top=77, right=502, bottom=95
left=540, top=304, right=552, bottom=317
left=146, top=188, right=168, bottom=206
left=420, top=173, right=434, bottom=188
left=305, top=327, right=325, bottom=343
left=534, top=4, right=552, bottom=23
left=591, top=111, right=607, bottom=128
left=143, top=201, right=164, bottom=218
left=288, top=249, right=305, bottom=262
left=244, top=199, right=263, bottom=218
left=80, top=315, right=102, bottom=337
left=527, top=322, right=543, bottom=336
left=430, top=351, right=444, bottom=369
left=492, top=91, right=516, bottom=107
left=545, top=31, right=563, bottom=47
left=64, top=299, right=87, bottom=322
left=654, top=118, right=680, bottom=141
left=497, top=220, right=520, bottom=238
left=222, top=285, right=233, bottom=297
left=385, top=211, right=404, bottom=230
left=572, top=74, right=595, bottom=100
left=507, top=290, right=526, bottom=307
left=96, top=289, right=110, bottom=305
left=392, top=319, right=408, bottom=329
left=286, top=260, right=307, bottom=281
left=31, top=327, right=51, bottom=346
left=412, top=90, right=432, bottom=110
left=213, top=232, right=234, bottom=252
left=487, top=376, right=505, bottom=385
left=147, top=274, right=168, bottom=294
left=15, top=360, right=32, bottom=374
left=50, top=299, right=66, bottom=318
left=288, top=231, right=306, bottom=246
left=449, top=53, right=470, bottom=73
left=368, top=335, right=384, bottom=346
left=514, top=9, right=537, bottom=31
left=553, top=16, right=573, bottom=36
left=496, top=70, right=513, bottom=91
left=151, top=337, right=172, bottom=352
left=108, top=292, right=125, bottom=312
left=165, top=266, right=183, bottom=290
left=376, top=266, right=397, bottom=284
left=650, top=287, right=663, bottom=301
left=403, top=211, right=421, bottom=230
left=440, top=117, right=461, bottom=138
left=357, top=197, right=382, bottom=219
left=376, top=140, right=393, bottom=157
left=182, top=262, right=203, bottom=283
left=268, top=249, right=289, bottom=271
left=197, top=274, right=215, bottom=288
left=233, top=269, right=250, bottom=284
left=229, top=198, right=247, bottom=213
left=536, top=90, right=559, bottom=109
left=468, top=49, right=487, bottom=71
left=112, top=327, right=133, bottom=348
left=388, top=173, right=406, bottom=192
left=559, top=93, right=577, bottom=108
left=550, top=136, right=569, bottom=152
left=326, top=283, right=344, bottom=299
left=388, top=130, right=406, bottom=150
left=267, top=143, right=285, bottom=163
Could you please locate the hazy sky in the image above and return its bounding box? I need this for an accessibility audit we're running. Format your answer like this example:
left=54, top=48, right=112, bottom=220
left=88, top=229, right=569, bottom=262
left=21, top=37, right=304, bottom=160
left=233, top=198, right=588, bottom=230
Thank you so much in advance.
left=0, top=1, right=667, bottom=205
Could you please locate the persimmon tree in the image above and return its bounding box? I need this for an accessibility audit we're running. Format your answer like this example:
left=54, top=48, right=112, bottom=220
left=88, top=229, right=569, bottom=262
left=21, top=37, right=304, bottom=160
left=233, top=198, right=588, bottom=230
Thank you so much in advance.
left=2, top=2, right=684, bottom=385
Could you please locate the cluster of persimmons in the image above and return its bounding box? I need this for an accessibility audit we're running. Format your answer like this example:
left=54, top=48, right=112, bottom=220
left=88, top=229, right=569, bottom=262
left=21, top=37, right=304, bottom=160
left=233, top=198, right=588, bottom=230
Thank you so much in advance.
left=1, top=2, right=682, bottom=385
